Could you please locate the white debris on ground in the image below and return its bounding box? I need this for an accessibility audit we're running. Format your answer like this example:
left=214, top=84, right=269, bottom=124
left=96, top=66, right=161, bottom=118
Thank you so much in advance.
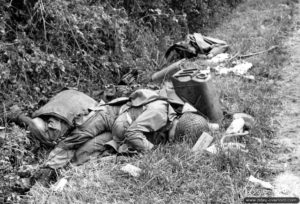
left=273, top=172, right=300, bottom=197
left=206, top=144, right=218, bottom=154
left=248, top=175, right=274, bottom=190
left=121, top=164, right=142, bottom=177
left=205, top=53, right=255, bottom=79
left=225, top=118, right=245, bottom=134
left=205, top=113, right=260, bottom=154
left=206, top=53, right=230, bottom=64
left=233, top=113, right=255, bottom=129
left=51, top=177, right=68, bottom=192
left=191, top=132, right=214, bottom=153
left=218, top=61, right=253, bottom=75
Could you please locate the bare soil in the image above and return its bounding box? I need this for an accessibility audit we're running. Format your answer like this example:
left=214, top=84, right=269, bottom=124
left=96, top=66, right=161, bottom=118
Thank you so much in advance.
left=272, top=1, right=300, bottom=197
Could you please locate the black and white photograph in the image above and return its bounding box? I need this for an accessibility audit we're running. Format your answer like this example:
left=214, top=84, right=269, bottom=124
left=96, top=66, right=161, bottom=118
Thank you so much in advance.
left=0, top=0, right=299, bottom=203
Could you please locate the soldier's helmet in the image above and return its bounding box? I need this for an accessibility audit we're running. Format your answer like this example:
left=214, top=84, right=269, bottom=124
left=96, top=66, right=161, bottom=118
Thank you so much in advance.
left=174, top=112, right=209, bottom=145
left=28, top=117, right=51, bottom=146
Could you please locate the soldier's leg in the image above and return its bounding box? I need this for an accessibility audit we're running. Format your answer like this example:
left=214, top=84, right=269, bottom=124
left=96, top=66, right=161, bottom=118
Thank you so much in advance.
left=45, top=129, right=100, bottom=169
left=45, top=107, right=118, bottom=169
left=60, top=105, right=119, bottom=149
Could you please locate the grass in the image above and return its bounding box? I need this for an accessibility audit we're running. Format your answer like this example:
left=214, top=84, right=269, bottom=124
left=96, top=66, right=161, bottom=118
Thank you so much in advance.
left=29, top=146, right=266, bottom=204
left=27, top=0, right=295, bottom=203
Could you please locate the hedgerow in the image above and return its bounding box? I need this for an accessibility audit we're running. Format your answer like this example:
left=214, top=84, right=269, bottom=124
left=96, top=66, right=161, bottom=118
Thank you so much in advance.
left=0, top=0, right=242, bottom=110
left=0, top=0, right=243, bottom=202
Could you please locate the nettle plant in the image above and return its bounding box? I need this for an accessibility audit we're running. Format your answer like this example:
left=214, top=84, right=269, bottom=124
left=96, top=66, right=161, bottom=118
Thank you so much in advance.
left=0, top=0, right=240, bottom=104
left=1, top=0, right=131, bottom=103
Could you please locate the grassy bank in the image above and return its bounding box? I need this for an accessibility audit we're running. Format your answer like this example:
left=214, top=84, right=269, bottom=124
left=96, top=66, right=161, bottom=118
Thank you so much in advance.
left=28, top=0, right=295, bottom=203
left=0, top=0, right=242, bottom=113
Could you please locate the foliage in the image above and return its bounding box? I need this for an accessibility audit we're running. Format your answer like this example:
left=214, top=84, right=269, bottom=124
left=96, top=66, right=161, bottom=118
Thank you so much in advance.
left=0, top=125, right=35, bottom=202
left=2, top=0, right=294, bottom=203
left=0, top=0, right=242, bottom=111
left=29, top=0, right=295, bottom=203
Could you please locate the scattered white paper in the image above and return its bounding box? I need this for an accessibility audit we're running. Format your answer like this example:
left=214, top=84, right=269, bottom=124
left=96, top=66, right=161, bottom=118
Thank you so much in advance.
left=249, top=175, right=274, bottom=190
left=207, top=53, right=230, bottom=64
left=121, top=164, right=142, bottom=177
left=226, top=118, right=245, bottom=134
left=206, top=144, right=218, bottom=154
left=51, top=178, right=68, bottom=192
left=230, top=62, right=253, bottom=75
left=214, top=61, right=253, bottom=76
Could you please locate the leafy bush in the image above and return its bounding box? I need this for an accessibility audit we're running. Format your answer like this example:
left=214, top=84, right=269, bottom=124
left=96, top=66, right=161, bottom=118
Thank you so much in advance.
left=0, top=125, right=35, bottom=202
left=0, top=0, right=243, bottom=200
left=0, top=0, right=242, bottom=111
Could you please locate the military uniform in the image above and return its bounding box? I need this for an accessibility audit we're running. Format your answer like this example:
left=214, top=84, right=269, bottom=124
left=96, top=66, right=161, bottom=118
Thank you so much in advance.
left=45, top=89, right=176, bottom=169
left=29, top=89, right=98, bottom=146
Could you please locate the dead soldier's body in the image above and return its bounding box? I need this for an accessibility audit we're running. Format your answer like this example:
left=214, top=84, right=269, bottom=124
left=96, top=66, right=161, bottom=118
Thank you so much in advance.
left=9, top=89, right=178, bottom=185
left=9, top=88, right=210, bottom=186
left=46, top=88, right=176, bottom=169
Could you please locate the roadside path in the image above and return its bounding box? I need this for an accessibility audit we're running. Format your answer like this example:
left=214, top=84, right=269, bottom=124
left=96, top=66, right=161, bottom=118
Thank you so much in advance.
left=272, top=1, right=300, bottom=197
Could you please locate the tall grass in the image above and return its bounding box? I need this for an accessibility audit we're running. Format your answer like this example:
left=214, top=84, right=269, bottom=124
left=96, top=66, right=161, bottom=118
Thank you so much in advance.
left=29, top=0, right=294, bottom=203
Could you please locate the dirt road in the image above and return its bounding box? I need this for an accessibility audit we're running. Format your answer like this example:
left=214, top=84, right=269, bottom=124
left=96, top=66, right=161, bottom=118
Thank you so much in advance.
left=272, top=1, right=300, bottom=197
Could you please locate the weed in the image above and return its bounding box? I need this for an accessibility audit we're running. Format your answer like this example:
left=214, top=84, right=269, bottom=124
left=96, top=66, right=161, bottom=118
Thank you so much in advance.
left=29, top=0, right=294, bottom=203
left=31, top=0, right=293, bottom=203
left=1, top=0, right=295, bottom=203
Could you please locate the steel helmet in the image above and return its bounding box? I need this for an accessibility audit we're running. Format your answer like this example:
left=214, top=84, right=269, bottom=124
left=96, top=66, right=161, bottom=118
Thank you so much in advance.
left=174, top=112, right=209, bottom=145
left=28, top=117, right=51, bottom=146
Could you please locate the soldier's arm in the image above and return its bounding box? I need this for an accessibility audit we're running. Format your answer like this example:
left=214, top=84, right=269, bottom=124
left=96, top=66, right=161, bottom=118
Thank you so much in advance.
left=124, top=100, right=168, bottom=151
left=7, top=105, right=34, bottom=127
